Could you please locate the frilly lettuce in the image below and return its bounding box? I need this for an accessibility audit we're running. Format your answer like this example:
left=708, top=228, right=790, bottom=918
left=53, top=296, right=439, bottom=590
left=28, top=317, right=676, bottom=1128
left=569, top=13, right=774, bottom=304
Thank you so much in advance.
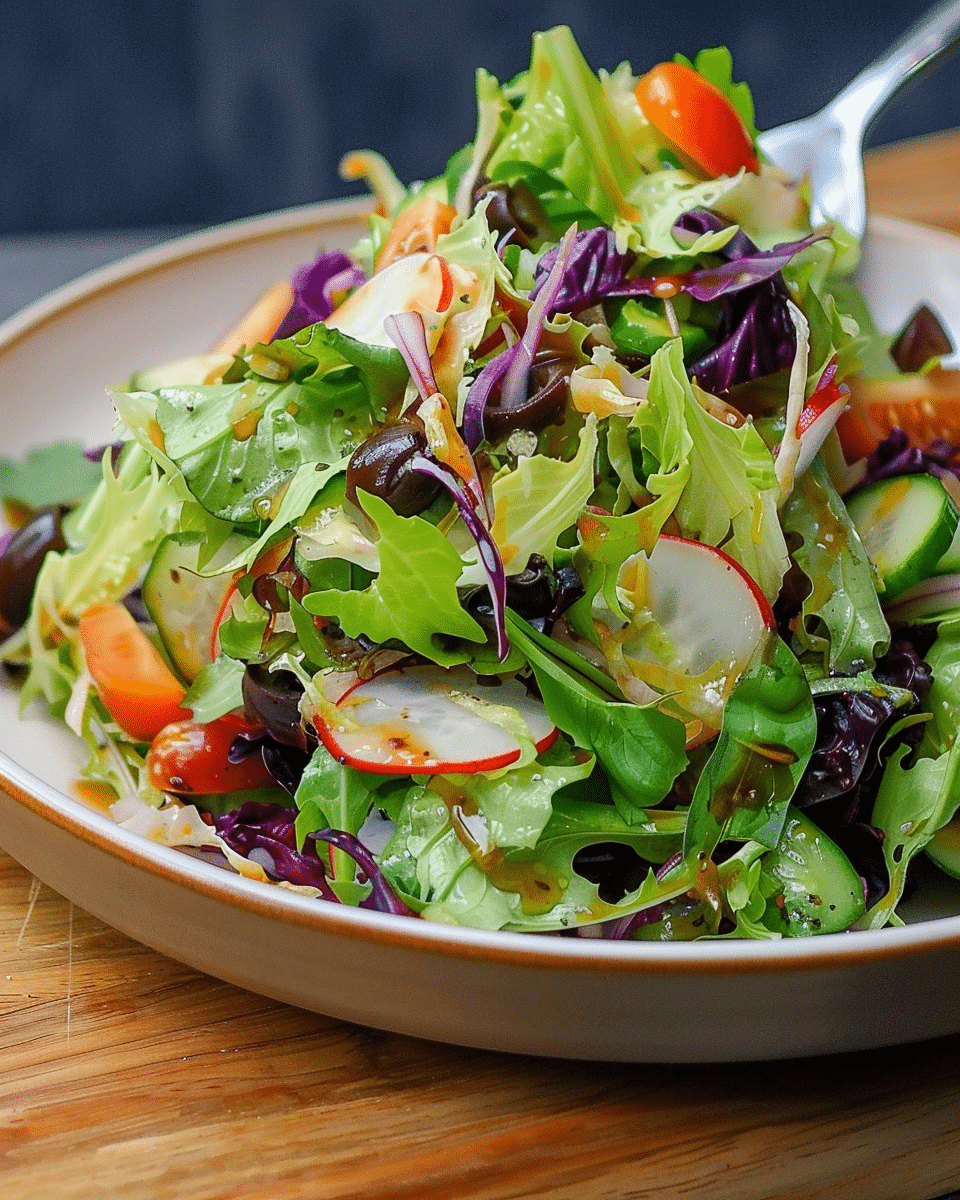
left=629, top=339, right=789, bottom=601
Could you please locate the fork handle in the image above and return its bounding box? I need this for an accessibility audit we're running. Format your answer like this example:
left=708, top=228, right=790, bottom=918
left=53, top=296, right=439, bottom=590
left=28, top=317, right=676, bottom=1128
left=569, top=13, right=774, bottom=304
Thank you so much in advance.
left=830, top=0, right=960, bottom=134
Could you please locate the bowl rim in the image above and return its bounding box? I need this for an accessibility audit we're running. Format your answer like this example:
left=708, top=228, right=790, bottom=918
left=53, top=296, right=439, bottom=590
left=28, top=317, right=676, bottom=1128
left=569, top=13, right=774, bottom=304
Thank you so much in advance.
left=3, top=199, right=960, bottom=978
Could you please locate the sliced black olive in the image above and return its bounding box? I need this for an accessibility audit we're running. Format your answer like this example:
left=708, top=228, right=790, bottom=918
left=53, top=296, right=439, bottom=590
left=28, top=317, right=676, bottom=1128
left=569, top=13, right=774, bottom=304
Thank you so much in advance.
left=890, top=304, right=954, bottom=373
left=474, top=178, right=553, bottom=249
left=345, top=417, right=441, bottom=516
left=482, top=349, right=574, bottom=443
left=0, top=507, right=67, bottom=633
left=242, top=664, right=315, bottom=753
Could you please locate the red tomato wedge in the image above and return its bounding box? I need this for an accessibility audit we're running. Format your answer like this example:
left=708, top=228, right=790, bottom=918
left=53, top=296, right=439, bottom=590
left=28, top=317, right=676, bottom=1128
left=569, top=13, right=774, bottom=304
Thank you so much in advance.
left=146, top=712, right=276, bottom=796
left=78, top=603, right=191, bottom=742
left=314, top=664, right=558, bottom=775
left=836, top=367, right=960, bottom=461
left=635, top=61, right=759, bottom=178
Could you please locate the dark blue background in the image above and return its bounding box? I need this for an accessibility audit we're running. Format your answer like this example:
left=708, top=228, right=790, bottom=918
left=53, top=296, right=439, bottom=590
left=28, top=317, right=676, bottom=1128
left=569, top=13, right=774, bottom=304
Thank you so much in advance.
left=2, top=0, right=958, bottom=235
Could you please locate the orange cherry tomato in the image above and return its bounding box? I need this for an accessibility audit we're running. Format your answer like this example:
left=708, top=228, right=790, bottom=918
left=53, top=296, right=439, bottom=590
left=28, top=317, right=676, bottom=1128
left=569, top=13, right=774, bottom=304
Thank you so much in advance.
left=375, top=195, right=456, bottom=271
left=78, top=603, right=191, bottom=742
left=836, top=366, right=960, bottom=461
left=146, top=712, right=276, bottom=796
left=635, top=61, right=759, bottom=178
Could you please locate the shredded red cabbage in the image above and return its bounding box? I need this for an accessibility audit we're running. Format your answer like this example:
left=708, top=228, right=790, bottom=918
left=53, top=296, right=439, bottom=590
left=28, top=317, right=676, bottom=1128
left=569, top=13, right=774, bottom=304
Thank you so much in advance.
left=462, top=224, right=578, bottom=448
left=310, top=828, right=417, bottom=916
left=529, top=227, right=634, bottom=315
left=215, top=801, right=339, bottom=901
left=272, top=250, right=365, bottom=340
left=672, top=210, right=799, bottom=393
left=858, top=427, right=960, bottom=490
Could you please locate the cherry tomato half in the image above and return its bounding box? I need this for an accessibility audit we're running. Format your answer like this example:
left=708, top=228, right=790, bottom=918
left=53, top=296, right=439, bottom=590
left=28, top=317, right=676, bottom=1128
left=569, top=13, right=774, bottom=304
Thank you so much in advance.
left=146, top=712, right=276, bottom=796
left=635, top=61, right=759, bottom=179
left=836, top=366, right=960, bottom=461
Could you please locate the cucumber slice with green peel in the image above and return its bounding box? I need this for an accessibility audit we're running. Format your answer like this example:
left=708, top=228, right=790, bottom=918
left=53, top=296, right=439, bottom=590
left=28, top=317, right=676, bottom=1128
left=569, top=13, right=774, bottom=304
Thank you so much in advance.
left=926, top=813, right=960, bottom=880
left=606, top=297, right=712, bottom=359
left=142, top=530, right=253, bottom=683
left=760, top=807, right=866, bottom=936
left=845, top=474, right=960, bottom=604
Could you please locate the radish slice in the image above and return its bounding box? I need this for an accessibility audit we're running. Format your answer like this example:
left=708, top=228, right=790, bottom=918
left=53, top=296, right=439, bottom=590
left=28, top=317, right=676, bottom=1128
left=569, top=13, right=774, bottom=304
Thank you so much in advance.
left=314, top=664, right=557, bottom=774
left=611, top=534, right=775, bottom=741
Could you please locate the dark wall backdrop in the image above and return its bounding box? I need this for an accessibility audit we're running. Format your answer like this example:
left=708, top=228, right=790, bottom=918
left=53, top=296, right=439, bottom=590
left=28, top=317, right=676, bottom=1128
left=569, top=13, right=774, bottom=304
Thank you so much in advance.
left=2, top=0, right=958, bottom=236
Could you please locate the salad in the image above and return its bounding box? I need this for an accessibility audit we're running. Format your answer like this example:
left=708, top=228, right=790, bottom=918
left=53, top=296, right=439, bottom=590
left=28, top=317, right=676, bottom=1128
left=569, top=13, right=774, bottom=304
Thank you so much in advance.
left=4, top=25, right=960, bottom=940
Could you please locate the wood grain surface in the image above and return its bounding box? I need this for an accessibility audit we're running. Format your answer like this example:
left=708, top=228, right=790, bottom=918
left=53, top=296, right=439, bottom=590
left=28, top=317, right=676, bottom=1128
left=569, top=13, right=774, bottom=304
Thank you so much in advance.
left=4, top=130, right=960, bottom=1200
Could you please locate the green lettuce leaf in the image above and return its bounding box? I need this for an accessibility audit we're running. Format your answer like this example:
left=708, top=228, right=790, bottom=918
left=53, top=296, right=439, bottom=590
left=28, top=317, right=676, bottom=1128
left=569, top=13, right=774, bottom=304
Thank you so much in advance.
left=858, top=737, right=960, bottom=929
left=303, top=490, right=486, bottom=665
left=0, top=441, right=102, bottom=509
left=506, top=611, right=687, bottom=822
left=683, top=637, right=817, bottom=862
left=628, top=339, right=789, bottom=600
left=486, top=25, right=650, bottom=229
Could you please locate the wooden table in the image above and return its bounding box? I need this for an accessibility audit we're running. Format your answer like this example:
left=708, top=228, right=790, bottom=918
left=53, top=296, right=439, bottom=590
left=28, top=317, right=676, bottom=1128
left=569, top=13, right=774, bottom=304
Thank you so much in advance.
left=5, top=131, right=960, bottom=1200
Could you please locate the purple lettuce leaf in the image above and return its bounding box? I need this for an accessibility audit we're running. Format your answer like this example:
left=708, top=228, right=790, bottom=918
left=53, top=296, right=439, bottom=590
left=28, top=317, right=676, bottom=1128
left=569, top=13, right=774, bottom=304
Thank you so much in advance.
left=215, top=801, right=339, bottom=901
left=271, top=250, right=366, bottom=340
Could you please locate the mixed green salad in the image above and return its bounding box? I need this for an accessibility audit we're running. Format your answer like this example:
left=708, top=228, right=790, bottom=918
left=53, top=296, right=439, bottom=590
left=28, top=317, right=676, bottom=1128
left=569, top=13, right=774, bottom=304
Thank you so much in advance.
left=5, top=25, right=960, bottom=939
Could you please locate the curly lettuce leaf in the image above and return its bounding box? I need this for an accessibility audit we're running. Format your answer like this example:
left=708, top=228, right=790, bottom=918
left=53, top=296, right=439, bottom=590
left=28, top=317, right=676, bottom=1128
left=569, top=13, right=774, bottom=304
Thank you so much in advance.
left=16, top=442, right=180, bottom=712
left=460, top=413, right=597, bottom=582
left=630, top=339, right=789, bottom=600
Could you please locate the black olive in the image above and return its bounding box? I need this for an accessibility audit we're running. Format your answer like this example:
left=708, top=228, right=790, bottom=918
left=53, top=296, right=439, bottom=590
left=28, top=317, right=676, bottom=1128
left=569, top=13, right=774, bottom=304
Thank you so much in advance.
left=242, top=664, right=315, bottom=753
left=0, top=507, right=67, bottom=633
left=345, top=417, right=441, bottom=516
left=482, top=349, right=574, bottom=443
left=474, top=179, right=553, bottom=249
left=890, top=304, right=954, bottom=373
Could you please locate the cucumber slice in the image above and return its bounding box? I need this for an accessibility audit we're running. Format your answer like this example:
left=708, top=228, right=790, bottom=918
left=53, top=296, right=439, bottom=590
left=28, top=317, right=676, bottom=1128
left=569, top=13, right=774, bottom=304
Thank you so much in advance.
left=926, top=813, right=960, bottom=880
left=845, top=474, right=959, bottom=603
left=142, top=531, right=253, bottom=682
left=760, top=808, right=865, bottom=936
left=606, top=297, right=712, bottom=359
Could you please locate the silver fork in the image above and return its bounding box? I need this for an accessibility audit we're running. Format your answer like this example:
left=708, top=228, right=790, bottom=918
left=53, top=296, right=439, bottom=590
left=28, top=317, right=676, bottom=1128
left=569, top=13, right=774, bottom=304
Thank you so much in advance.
left=757, top=0, right=960, bottom=239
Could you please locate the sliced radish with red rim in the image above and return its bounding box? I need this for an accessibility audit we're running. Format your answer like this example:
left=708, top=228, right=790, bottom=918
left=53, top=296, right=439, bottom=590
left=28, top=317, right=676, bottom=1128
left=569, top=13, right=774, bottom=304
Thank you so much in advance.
left=314, top=663, right=558, bottom=774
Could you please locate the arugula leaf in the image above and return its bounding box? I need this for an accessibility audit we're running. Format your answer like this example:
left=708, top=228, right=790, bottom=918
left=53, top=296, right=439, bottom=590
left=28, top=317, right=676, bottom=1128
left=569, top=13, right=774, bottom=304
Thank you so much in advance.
left=506, top=611, right=687, bottom=822
left=683, top=637, right=816, bottom=859
left=780, top=456, right=889, bottom=672
left=0, top=440, right=103, bottom=509
left=304, top=490, right=486, bottom=665
left=858, top=737, right=960, bottom=929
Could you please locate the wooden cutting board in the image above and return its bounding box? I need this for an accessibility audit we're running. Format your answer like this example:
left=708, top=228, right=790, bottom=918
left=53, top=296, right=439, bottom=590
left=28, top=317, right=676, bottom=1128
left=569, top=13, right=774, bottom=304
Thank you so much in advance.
left=4, top=130, right=960, bottom=1200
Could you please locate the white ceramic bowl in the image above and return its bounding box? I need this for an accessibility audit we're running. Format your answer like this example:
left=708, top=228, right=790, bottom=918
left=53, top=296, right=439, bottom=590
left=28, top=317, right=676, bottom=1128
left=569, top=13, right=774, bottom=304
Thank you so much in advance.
left=2, top=203, right=960, bottom=1063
